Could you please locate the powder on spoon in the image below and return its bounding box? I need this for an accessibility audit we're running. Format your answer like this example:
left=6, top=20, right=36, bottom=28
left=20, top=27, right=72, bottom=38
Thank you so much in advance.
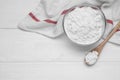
left=64, top=7, right=105, bottom=45
left=85, top=51, right=99, bottom=65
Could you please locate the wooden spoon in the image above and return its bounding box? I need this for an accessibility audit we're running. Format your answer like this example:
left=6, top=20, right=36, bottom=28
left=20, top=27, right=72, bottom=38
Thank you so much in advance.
left=84, top=21, right=120, bottom=66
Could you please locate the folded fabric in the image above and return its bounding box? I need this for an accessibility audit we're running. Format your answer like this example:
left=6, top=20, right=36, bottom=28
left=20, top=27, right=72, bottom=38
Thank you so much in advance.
left=18, top=0, right=120, bottom=45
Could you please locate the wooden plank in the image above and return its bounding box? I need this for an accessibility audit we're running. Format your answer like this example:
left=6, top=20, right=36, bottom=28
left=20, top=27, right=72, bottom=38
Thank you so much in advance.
left=0, top=29, right=120, bottom=62
left=0, top=0, right=40, bottom=28
left=0, top=62, right=120, bottom=80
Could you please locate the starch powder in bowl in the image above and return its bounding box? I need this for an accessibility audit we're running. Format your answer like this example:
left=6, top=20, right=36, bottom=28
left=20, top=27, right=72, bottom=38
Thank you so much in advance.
left=63, top=6, right=105, bottom=45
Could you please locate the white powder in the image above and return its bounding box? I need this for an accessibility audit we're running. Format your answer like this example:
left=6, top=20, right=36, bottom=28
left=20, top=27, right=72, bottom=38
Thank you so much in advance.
left=64, top=7, right=105, bottom=45
left=85, top=51, right=99, bottom=65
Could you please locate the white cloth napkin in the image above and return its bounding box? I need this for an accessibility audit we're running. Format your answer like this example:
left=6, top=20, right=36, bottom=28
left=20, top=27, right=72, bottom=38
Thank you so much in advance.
left=18, top=0, right=120, bottom=45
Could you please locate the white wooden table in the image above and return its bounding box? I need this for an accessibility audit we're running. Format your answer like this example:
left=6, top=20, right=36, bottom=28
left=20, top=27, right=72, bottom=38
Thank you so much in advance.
left=0, top=0, right=120, bottom=80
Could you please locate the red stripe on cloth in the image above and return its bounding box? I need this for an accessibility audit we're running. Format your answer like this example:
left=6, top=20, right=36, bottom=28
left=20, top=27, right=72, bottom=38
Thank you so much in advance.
left=61, top=9, right=70, bottom=15
left=29, top=12, right=57, bottom=24
left=116, top=29, right=120, bottom=32
left=29, top=12, right=40, bottom=22
left=61, top=8, right=75, bottom=15
left=44, top=19, right=57, bottom=24
left=106, top=19, right=113, bottom=25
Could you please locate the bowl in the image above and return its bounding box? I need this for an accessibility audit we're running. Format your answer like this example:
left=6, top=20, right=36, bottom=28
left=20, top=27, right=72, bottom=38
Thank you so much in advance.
left=63, top=4, right=106, bottom=46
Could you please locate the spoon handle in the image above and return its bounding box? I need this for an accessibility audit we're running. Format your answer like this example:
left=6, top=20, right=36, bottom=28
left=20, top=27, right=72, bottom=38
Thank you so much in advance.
left=93, top=21, right=120, bottom=54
